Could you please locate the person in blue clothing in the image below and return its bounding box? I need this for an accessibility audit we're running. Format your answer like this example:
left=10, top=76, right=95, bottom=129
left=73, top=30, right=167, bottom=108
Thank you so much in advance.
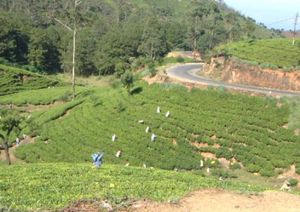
left=91, top=152, right=104, bottom=168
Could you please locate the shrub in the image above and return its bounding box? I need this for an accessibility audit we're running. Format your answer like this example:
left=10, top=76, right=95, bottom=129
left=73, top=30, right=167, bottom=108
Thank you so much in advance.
left=215, top=147, right=233, bottom=160
left=212, top=169, right=237, bottom=179
left=115, top=102, right=126, bottom=113
left=148, top=63, right=157, bottom=77
left=115, top=62, right=126, bottom=78
left=283, top=66, right=293, bottom=72
left=121, top=70, right=133, bottom=92
left=230, top=163, right=241, bottom=170
left=89, top=95, right=103, bottom=106
left=176, top=57, right=185, bottom=63
left=259, top=167, right=275, bottom=177
left=289, top=178, right=299, bottom=187
left=57, top=91, right=72, bottom=102
left=246, top=164, right=260, bottom=173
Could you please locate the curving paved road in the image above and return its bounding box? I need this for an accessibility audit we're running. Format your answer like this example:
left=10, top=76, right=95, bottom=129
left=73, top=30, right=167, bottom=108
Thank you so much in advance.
left=166, top=63, right=300, bottom=97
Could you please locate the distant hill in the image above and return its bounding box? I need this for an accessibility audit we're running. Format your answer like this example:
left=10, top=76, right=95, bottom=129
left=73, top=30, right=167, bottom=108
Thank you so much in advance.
left=215, top=38, right=300, bottom=69
left=0, top=65, right=60, bottom=96
left=0, top=0, right=279, bottom=75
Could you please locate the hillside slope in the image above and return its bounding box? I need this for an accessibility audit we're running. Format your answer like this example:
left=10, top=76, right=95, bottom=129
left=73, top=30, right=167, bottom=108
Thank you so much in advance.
left=215, top=38, right=300, bottom=69
left=1, top=81, right=298, bottom=177
left=0, top=64, right=60, bottom=96
left=0, top=0, right=278, bottom=75
left=0, top=163, right=266, bottom=211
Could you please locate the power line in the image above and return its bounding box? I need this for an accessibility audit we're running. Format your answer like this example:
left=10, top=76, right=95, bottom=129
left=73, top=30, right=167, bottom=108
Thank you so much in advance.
left=268, top=17, right=294, bottom=26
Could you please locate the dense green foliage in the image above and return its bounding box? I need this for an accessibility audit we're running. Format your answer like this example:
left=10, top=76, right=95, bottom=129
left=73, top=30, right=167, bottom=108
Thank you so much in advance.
left=215, top=38, right=300, bottom=70
left=0, top=0, right=278, bottom=75
left=1, top=80, right=297, bottom=176
left=0, top=64, right=60, bottom=96
left=0, top=163, right=266, bottom=210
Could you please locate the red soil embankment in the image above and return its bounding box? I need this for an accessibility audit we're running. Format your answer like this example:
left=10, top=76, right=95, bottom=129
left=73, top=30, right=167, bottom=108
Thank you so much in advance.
left=203, top=57, right=300, bottom=91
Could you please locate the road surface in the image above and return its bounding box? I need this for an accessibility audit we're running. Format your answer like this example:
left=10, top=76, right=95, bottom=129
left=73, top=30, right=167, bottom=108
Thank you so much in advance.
left=167, top=63, right=300, bottom=97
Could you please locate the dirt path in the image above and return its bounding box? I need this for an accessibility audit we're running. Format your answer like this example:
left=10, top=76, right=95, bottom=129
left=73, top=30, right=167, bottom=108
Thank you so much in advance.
left=0, top=148, right=19, bottom=163
left=0, top=136, right=35, bottom=164
left=129, top=189, right=300, bottom=212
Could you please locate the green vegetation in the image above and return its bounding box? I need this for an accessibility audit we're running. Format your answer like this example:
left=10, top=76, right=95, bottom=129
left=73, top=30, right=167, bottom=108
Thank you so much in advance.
left=0, top=64, right=60, bottom=96
left=215, top=38, right=300, bottom=69
left=0, top=0, right=278, bottom=76
left=289, top=178, right=299, bottom=187
left=0, top=163, right=266, bottom=210
left=0, top=109, right=23, bottom=165
left=0, top=80, right=296, bottom=176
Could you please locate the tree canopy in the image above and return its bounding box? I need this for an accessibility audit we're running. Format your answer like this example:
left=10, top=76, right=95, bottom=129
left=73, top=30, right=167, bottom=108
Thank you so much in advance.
left=0, top=0, right=279, bottom=75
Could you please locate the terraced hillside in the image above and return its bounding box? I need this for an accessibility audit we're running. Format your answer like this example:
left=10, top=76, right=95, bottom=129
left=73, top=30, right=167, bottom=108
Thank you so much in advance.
left=0, top=64, right=60, bottom=96
left=216, top=38, right=300, bottom=69
left=2, top=82, right=299, bottom=176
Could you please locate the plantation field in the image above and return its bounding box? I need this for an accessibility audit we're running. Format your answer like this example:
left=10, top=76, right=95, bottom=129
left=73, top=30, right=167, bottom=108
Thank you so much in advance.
left=216, top=38, right=300, bottom=69
left=0, top=163, right=266, bottom=210
left=0, top=64, right=60, bottom=96
left=2, top=82, right=298, bottom=177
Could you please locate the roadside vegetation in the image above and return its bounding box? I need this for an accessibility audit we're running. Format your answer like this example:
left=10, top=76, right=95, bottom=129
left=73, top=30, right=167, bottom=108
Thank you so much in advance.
left=215, top=38, right=300, bottom=70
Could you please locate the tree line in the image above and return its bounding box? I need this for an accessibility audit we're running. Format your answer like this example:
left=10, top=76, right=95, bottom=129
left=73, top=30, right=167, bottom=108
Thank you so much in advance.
left=0, top=0, right=279, bottom=75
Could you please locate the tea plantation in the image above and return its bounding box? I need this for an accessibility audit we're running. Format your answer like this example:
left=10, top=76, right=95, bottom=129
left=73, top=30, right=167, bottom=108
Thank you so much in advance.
left=3, top=81, right=299, bottom=176
left=216, top=38, right=300, bottom=69
left=1, top=65, right=300, bottom=211
left=0, top=64, right=60, bottom=96
left=0, top=163, right=266, bottom=210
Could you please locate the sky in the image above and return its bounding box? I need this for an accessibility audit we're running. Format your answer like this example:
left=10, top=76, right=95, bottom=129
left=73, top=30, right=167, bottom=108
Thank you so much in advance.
left=224, top=0, right=300, bottom=30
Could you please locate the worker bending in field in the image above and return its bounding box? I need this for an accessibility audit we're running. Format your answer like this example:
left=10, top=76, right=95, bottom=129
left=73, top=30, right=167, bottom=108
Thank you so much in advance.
left=91, top=152, right=104, bottom=168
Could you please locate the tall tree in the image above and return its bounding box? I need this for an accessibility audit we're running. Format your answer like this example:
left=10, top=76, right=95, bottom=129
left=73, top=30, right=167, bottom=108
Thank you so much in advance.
left=0, top=14, right=29, bottom=64
left=28, top=29, right=61, bottom=73
left=138, top=16, right=168, bottom=60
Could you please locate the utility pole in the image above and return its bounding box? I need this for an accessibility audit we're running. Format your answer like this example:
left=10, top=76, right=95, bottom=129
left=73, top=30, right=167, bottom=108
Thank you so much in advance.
left=292, top=12, right=299, bottom=46
left=50, top=0, right=81, bottom=100
left=71, top=0, right=81, bottom=100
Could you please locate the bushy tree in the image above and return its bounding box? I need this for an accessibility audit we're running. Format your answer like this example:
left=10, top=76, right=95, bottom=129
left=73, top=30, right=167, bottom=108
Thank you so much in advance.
left=0, top=109, right=22, bottom=165
left=138, top=16, right=169, bottom=60
left=121, top=70, right=133, bottom=93
left=28, top=29, right=61, bottom=73
left=0, top=13, right=29, bottom=64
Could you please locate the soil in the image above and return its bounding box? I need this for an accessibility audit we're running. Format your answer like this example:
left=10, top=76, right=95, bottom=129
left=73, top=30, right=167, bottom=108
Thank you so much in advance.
left=203, top=57, right=300, bottom=91
left=200, top=152, right=217, bottom=160
left=0, top=136, right=35, bottom=164
left=0, top=147, right=22, bottom=164
left=128, top=189, right=300, bottom=212
left=62, top=200, right=103, bottom=212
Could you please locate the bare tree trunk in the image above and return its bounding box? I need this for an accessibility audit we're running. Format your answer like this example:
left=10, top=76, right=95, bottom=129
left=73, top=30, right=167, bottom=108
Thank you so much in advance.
left=4, top=141, right=11, bottom=165
left=72, top=0, right=77, bottom=100
left=193, top=16, right=199, bottom=52
left=72, top=26, right=76, bottom=100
